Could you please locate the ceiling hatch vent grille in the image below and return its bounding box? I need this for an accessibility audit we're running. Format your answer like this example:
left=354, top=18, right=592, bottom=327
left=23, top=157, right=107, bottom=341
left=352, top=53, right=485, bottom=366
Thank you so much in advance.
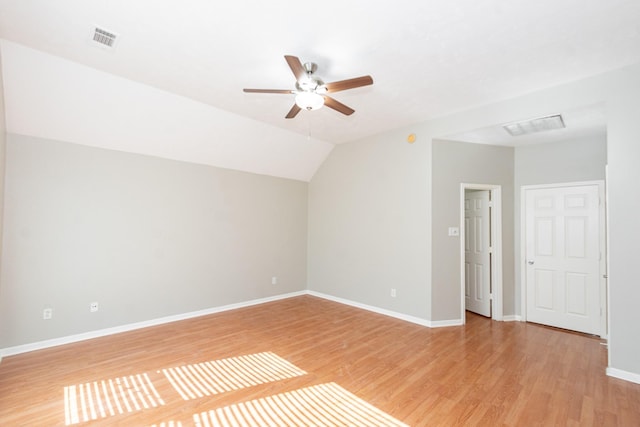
left=92, top=27, right=118, bottom=49
left=503, top=114, right=565, bottom=136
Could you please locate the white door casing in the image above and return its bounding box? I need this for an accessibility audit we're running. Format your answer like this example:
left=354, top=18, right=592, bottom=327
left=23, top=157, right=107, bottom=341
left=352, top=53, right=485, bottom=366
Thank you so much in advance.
left=524, top=183, right=604, bottom=335
left=465, top=190, right=491, bottom=317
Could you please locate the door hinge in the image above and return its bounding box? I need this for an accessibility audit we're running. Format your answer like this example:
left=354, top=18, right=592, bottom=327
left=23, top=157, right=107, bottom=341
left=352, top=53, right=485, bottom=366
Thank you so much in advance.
left=489, top=293, right=494, bottom=300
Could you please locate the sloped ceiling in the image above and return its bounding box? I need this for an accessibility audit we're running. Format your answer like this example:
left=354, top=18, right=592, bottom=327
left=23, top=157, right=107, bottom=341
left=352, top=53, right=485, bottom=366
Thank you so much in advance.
left=1, top=0, right=639, bottom=180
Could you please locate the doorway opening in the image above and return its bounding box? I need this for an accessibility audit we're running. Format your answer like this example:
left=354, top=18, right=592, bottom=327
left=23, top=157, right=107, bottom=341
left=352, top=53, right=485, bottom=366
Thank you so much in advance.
left=460, top=183, right=503, bottom=323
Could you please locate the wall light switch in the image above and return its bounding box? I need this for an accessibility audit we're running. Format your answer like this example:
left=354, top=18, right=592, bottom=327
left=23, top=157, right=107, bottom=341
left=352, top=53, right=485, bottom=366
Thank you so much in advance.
left=448, top=227, right=460, bottom=237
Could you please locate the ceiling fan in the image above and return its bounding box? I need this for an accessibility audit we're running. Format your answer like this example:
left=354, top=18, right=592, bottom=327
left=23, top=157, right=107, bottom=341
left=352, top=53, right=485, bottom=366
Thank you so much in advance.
left=243, top=55, right=373, bottom=119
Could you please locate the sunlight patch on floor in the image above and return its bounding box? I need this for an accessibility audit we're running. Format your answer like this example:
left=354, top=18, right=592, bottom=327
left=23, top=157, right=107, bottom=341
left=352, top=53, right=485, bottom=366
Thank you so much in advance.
left=162, top=351, right=307, bottom=401
left=63, top=353, right=400, bottom=426
left=193, top=382, right=408, bottom=427
left=64, top=373, right=164, bottom=425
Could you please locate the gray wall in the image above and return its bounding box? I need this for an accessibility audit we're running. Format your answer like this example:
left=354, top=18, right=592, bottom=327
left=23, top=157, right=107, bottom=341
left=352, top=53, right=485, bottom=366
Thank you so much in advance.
left=513, top=135, right=607, bottom=313
left=605, top=75, right=640, bottom=377
left=0, top=48, right=6, bottom=320
left=431, top=140, right=515, bottom=320
left=0, top=134, right=308, bottom=348
left=514, top=135, right=607, bottom=186
left=308, top=129, right=431, bottom=320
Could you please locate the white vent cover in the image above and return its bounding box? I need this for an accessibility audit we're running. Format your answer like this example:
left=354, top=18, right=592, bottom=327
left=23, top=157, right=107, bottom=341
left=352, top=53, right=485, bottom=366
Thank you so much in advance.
left=92, top=27, right=118, bottom=48
left=503, top=114, right=565, bottom=136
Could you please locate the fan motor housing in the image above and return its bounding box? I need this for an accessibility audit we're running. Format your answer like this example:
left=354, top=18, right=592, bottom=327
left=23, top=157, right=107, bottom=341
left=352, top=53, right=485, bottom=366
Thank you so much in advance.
left=295, top=77, right=325, bottom=93
left=296, top=62, right=326, bottom=93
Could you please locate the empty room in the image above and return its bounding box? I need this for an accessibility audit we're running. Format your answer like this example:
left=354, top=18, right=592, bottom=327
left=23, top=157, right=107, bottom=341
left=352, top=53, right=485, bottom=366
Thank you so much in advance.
left=1, top=1, right=640, bottom=426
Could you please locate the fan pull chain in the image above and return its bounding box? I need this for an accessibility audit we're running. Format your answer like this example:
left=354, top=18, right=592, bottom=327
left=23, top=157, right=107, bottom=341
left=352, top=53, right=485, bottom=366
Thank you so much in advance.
left=305, top=110, right=312, bottom=140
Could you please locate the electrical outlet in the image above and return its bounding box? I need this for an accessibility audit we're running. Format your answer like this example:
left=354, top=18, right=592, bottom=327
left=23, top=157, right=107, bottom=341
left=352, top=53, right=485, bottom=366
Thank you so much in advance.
left=391, top=288, right=397, bottom=298
left=90, top=302, right=99, bottom=312
left=43, top=308, right=53, bottom=320
left=272, top=276, right=278, bottom=285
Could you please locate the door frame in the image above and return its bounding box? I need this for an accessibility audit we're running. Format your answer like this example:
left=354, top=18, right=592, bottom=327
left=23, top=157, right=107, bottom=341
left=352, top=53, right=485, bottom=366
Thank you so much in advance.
left=520, top=180, right=607, bottom=337
left=459, top=183, right=504, bottom=322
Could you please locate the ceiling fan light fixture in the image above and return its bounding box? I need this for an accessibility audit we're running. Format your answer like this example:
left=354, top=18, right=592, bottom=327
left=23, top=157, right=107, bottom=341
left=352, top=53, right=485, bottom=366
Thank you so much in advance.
left=295, top=91, right=324, bottom=111
left=243, top=55, right=373, bottom=119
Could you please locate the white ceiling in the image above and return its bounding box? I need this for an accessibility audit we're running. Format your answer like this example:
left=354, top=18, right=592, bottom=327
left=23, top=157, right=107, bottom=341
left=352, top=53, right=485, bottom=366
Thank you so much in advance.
left=1, top=1, right=639, bottom=165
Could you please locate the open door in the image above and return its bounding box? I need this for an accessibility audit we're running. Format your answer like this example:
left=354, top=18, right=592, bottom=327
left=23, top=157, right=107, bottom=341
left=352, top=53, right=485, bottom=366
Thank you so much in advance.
left=465, top=189, right=491, bottom=317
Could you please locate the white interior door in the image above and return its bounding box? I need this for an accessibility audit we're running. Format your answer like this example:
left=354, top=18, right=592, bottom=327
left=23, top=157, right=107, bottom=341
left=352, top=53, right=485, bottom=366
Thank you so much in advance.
left=465, top=190, right=491, bottom=317
left=525, top=184, right=601, bottom=335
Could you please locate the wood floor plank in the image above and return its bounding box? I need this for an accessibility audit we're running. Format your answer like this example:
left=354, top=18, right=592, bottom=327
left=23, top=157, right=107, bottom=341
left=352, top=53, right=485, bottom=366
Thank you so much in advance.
left=1, top=295, right=639, bottom=426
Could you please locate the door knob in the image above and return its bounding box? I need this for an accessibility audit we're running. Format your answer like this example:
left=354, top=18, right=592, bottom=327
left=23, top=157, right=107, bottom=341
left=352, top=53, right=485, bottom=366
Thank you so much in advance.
left=527, top=260, right=535, bottom=265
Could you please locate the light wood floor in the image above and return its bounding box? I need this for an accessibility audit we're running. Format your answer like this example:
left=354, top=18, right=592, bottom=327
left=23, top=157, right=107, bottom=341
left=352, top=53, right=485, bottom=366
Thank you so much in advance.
left=1, top=295, right=639, bottom=426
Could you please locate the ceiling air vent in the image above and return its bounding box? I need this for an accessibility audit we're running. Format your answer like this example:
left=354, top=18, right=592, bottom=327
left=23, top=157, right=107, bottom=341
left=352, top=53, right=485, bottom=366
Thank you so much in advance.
left=503, top=114, right=565, bottom=137
left=92, top=26, right=118, bottom=49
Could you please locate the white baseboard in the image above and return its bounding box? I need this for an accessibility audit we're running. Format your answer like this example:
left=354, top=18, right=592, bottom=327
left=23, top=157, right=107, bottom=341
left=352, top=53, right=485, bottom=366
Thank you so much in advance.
left=606, top=367, right=640, bottom=385
left=430, top=319, right=464, bottom=327
left=0, top=291, right=306, bottom=358
left=0, top=290, right=488, bottom=359
left=307, top=291, right=461, bottom=328
left=502, top=315, right=523, bottom=322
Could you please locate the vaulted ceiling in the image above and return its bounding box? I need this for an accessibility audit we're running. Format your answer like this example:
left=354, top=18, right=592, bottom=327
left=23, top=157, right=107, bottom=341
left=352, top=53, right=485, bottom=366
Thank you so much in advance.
left=1, top=1, right=639, bottom=180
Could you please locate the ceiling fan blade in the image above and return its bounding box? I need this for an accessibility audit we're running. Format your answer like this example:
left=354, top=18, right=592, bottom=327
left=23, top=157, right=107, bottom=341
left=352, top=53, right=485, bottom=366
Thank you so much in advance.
left=323, top=96, right=355, bottom=116
left=243, top=88, right=293, bottom=94
left=284, top=55, right=306, bottom=82
left=325, top=75, right=373, bottom=93
left=285, top=104, right=302, bottom=119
